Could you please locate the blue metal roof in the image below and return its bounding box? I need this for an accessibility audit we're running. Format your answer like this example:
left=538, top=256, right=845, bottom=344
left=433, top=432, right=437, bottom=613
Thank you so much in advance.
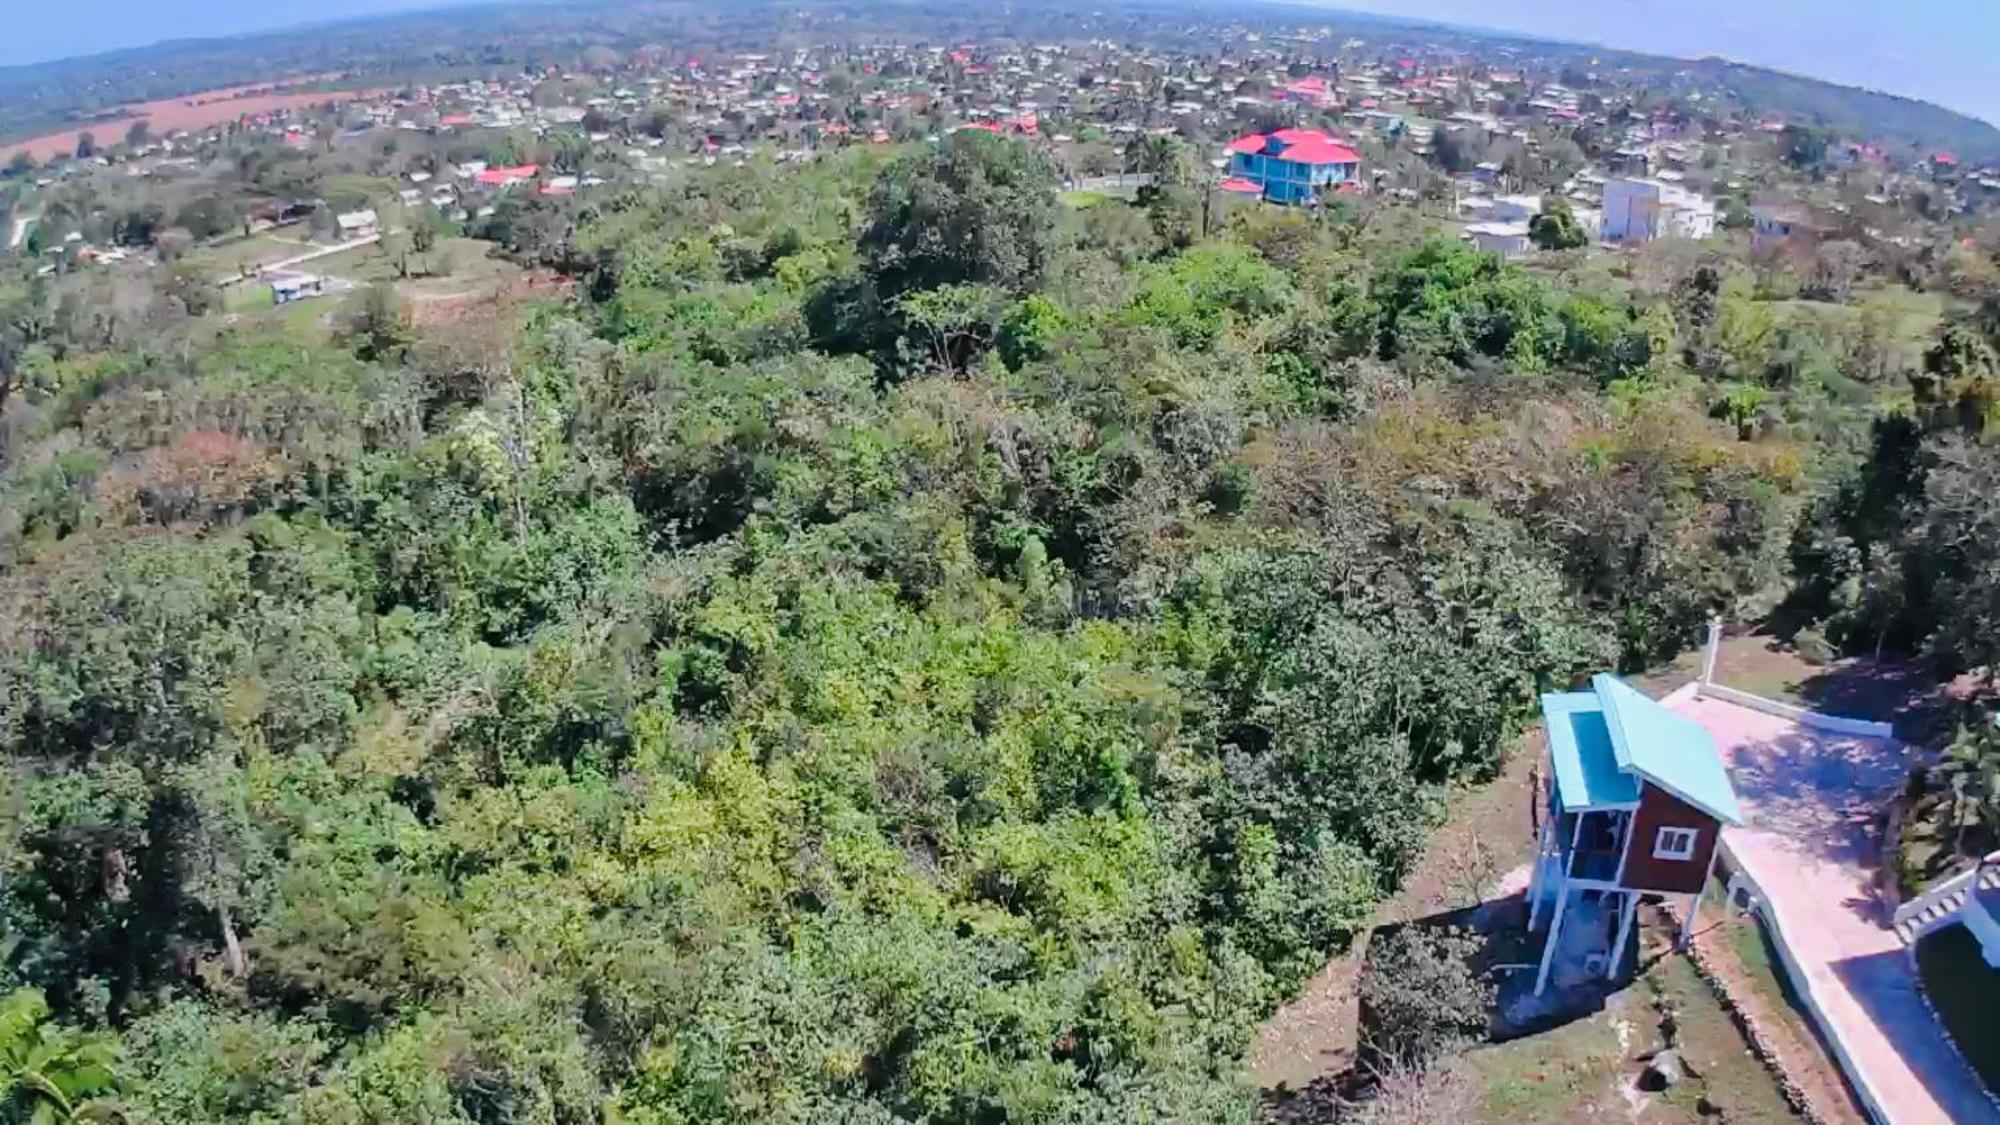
left=1592, top=674, right=1746, bottom=826
left=1541, top=691, right=1640, bottom=811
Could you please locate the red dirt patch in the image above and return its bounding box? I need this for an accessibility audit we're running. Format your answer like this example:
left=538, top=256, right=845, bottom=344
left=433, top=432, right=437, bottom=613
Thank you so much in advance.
left=8, top=77, right=382, bottom=163
left=407, top=271, right=574, bottom=325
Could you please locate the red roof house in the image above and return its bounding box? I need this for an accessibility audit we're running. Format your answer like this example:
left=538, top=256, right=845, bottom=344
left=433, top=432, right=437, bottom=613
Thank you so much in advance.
left=476, top=164, right=539, bottom=188
left=1223, top=129, right=1362, bottom=204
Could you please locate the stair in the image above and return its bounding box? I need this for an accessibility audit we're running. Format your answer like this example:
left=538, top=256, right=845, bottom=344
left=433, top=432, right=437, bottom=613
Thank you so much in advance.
left=1894, top=860, right=2000, bottom=945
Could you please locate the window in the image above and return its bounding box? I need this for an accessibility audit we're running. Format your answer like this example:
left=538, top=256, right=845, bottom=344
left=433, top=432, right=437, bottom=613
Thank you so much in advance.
left=1653, top=826, right=1698, bottom=862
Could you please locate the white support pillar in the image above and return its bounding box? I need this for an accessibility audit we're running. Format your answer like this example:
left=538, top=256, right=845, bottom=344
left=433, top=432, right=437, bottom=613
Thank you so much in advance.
left=1528, top=822, right=1552, bottom=931
left=1535, top=884, right=1571, bottom=996
left=1700, top=617, right=1722, bottom=687
left=1607, top=890, right=1638, bottom=980
left=1681, top=844, right=1722, bottom=949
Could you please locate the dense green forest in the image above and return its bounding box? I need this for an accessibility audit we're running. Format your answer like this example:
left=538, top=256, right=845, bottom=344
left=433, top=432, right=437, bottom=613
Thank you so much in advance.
left=1, top=131, right=1999, bottom=1121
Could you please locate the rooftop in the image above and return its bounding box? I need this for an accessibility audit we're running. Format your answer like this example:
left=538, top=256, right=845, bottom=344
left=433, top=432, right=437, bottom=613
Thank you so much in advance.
left=1596, top=674, right=1746, bottom=825
left=1541, top=676, right=1746, bottom=826
left=1225, top=128, right=1360, bottom=166
left=1543, top=690, right=1640, bottom=811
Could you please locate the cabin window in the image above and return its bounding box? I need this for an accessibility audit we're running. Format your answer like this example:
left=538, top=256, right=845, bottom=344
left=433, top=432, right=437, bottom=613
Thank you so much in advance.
left=1653, top=826, right=1698, bottom=862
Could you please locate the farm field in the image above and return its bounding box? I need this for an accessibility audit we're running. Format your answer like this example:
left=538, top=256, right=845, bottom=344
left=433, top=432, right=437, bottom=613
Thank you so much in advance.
left=219, top=235, right=537, bottom=327
left=5, top=78, right=380, bottom=163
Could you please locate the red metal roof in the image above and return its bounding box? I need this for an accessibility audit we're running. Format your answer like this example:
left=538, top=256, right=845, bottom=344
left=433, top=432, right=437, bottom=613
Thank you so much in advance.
left=1276, top=137, right=1360, bottom=165
left=1227, top=128, right=1360, bottom=167
left=1219, top=177, right=1263, bottom=194
left=476, top=164, right=539, bottom=185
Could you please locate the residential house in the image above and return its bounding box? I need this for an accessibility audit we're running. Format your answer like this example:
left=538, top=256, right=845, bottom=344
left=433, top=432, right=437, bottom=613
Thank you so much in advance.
left=1601, top=178, right=1716, bottom=245
left=475, top=164, right=540, bottom=190
left=1223, top=128, right=1362, bottom=205
left=1750, top=201, right=1837, bottom=252
left=1527, top=675, right=1746, bottom=994
left=270, top=273, right=326, bottom=304
left=335, top=209, right=379, bottom=240
left=1465, top=220, right=1531, bottom=260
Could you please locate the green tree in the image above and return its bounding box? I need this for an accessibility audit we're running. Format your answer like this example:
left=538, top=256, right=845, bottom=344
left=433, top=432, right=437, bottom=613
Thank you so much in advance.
left=1936, top=721, right=2000, bottom=859
left=342, top=282, right=409, bottom=363
left=1528, top=196, right=1589, bottom=250
left=1781, top=124, right=1831, bottom=171
left=1916, top=320, right=1999, bottom=432
left=0, top=989, right=120, bottom=1123
left=1715, top=381, right=1771, bottom=440
left=860, top=130, right=1058, bottom=297
left=896, top=282, right=1005, bottom=373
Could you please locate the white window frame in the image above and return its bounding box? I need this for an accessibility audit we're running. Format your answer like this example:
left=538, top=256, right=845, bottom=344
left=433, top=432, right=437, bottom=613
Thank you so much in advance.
left=1652, top=826, right=1698, bottom=862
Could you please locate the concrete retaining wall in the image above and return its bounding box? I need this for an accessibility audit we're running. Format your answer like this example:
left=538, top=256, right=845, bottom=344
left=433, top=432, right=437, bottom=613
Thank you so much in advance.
left=1694, top=682, right=1895, bottom=739
left=1718, top=843, right=1895, bottom=1124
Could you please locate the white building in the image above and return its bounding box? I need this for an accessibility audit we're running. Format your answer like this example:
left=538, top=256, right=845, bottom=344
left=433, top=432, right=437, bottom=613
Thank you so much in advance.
left=1465, top=220, right=1531, bottom=260
left=1750, top=202, right=1834, bottom=251
left=1601, top=178, right=1716, bottom=245
left=335, top=209, right=379, bottom=240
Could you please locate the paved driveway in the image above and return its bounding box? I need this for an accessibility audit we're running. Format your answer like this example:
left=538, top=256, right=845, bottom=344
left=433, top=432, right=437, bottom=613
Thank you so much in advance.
left=1670, top=695, right=1997, bottom=1125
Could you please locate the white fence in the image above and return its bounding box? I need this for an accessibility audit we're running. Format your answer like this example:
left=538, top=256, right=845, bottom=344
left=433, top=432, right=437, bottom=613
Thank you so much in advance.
left=1719, top=844, right=1896, bottom=1124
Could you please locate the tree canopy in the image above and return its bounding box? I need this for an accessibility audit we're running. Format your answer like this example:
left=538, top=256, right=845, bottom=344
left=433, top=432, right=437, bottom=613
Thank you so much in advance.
left=0, top=126, right=1974, bottom=1120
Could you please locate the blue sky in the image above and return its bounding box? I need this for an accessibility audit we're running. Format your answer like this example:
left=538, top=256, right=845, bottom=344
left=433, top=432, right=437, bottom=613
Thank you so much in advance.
left=1331, top=0, right=1999, bottom=124
left=4, top=1, right=1998, bottom=125
left=0, top=1, right=451, bottom=67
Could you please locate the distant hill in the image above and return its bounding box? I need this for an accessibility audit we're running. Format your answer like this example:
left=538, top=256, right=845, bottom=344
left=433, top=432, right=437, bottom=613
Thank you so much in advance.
left=1681, top=56, right=2000, bottom=161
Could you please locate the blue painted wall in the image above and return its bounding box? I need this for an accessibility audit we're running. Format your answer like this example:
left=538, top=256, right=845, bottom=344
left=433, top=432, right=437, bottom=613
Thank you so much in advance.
left=1227, top=151, right=1359, bottom=204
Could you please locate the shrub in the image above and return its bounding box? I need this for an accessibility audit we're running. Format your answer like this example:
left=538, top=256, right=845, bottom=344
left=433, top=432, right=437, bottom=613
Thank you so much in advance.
left=1358, top=925, right=1493, bottom=1067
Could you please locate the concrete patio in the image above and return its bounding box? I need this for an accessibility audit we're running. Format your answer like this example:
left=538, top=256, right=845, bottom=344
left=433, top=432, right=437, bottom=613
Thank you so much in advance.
left=1669, top=692, right=1998, bottom=1124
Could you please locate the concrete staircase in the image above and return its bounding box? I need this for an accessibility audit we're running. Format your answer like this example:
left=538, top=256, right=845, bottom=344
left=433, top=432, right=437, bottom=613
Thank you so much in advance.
left=1893, top=858, right=2000, bottom=950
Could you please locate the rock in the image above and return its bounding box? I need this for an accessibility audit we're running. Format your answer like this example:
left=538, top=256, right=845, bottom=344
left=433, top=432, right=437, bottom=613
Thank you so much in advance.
left=1642, top=1049, right=1685, bottom=1091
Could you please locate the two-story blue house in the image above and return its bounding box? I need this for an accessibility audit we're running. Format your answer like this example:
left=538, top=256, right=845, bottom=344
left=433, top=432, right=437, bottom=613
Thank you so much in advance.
left=1223, top=128, right=1363, bottom=205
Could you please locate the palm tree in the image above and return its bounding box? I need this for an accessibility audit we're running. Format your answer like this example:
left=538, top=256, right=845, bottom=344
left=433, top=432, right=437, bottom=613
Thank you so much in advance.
left=1936, top=721, right=2000, bottom=860
left=0, top=990, right=120, bottom=1124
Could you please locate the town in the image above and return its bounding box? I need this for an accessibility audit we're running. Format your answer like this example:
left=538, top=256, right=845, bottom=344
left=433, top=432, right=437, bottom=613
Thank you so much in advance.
left=3, top=13, right=1996, bottom=324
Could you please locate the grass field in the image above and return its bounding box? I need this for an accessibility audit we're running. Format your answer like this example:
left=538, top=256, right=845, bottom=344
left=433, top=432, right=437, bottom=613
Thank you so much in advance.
left=1725, top=904, right=1799, bottom=1033
left=219, top=234, right=527, bottom=340
left=188, top=233, right=316, bottom=278
left=1468, top=949, right=1801, bottom=1123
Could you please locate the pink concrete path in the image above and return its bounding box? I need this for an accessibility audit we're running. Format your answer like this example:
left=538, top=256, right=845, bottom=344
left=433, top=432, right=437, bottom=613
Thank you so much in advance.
left=1670, top=695, right=1997, bottom=1124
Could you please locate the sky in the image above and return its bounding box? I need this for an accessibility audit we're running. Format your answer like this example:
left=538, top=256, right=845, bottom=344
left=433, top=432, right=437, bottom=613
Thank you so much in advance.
left=1328, top=0, right=2000, bottom=125
left=3, top=0, right=1998, bottom=125
left=0, top=0, right=453, bottom=68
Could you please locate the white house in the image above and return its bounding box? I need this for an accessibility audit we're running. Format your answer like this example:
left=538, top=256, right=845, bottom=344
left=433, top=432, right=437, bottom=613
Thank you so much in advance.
left=335, top=209, right=379, bottom=240
left=1601, top=178, right=1716, bottom=245
left=1750, top=202, right=1835, bottom=252
left=270, top=273, right=326, bottom=304
left=1465, top=220, right=1531, bottom=260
